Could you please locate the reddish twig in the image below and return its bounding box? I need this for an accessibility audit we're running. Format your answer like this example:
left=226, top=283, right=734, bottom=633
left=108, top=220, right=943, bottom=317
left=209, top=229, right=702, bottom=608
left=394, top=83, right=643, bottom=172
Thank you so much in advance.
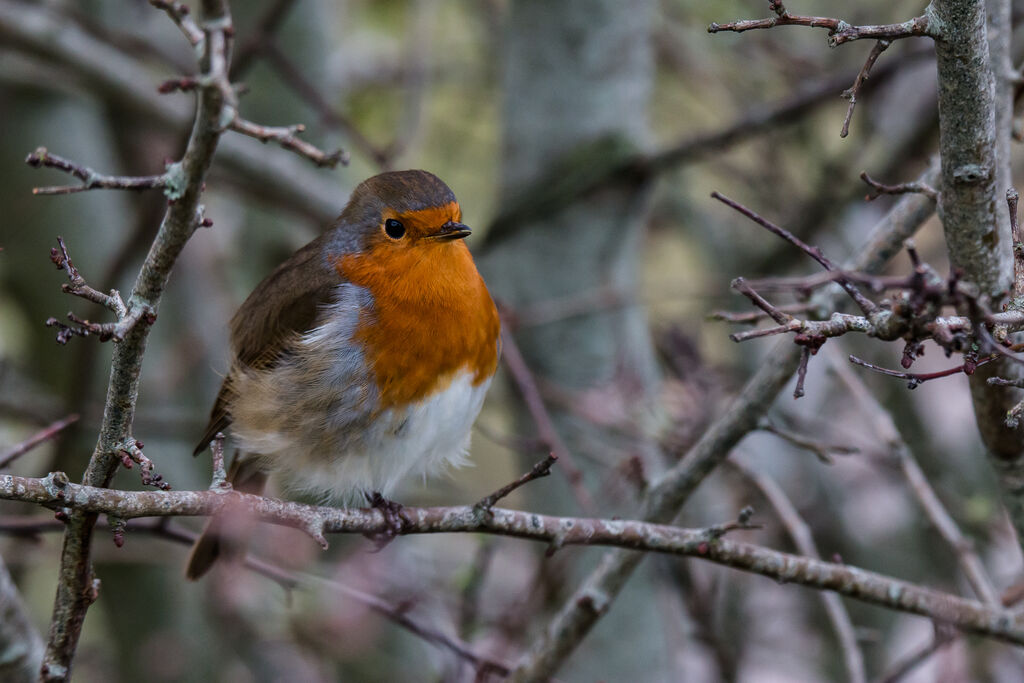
left=848, top=353, right=998, bottom=388
left=0, top=415, right=80, bottom=470
left=712, top=192, right=877, bottom=314
left=840, top=40, right=890, bottom=138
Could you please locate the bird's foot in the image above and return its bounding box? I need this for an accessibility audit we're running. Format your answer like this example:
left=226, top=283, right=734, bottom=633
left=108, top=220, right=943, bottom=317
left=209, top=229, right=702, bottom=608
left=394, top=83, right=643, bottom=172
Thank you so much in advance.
left=364, top=491, right=411, bottom=551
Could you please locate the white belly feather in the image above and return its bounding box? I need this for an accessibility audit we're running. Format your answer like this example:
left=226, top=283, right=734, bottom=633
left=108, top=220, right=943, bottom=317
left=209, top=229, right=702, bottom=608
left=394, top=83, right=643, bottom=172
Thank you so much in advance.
left=279, top=370, right=490, bottom=502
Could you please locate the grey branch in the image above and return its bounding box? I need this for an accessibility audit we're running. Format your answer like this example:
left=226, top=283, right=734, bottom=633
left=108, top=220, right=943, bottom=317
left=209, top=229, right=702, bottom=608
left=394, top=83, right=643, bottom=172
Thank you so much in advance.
left=731, top=461, right=865, bottom=683
left=507, top=163, right=941, bottom=681
left=39, top=2, right=234, bottom=680
left=25, top=148, right=167, bottom=195
left=1, top=472, right=1023, bottom=648
left=708, top=12, right=933, bottom=48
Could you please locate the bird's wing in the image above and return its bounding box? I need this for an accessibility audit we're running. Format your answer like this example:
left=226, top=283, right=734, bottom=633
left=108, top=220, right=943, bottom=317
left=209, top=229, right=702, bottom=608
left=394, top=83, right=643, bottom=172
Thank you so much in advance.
left=194, top=234, right=342, bottom=454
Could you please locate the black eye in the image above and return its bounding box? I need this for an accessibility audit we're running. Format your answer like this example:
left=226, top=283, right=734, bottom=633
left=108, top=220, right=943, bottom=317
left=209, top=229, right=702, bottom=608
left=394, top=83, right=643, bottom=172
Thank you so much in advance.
left=384, top=218, right=406, bottom=239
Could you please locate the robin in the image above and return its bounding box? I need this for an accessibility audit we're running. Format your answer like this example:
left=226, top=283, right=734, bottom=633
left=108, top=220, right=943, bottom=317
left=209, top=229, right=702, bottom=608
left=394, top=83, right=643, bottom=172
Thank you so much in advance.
left=186, top=170, right=501, bottom=579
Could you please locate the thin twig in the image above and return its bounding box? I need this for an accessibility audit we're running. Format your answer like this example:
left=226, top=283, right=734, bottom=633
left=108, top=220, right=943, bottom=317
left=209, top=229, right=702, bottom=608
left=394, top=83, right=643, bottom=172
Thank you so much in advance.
left=830, top=353, right=1000, bottom=606
left=861, top=171, right=940, bottom=202
left=0, top=415, right=80, bottom=470
left=848, top=353, right=997, bottom=389
left=731, top=460, right=866, bottom=683
left=498, top=325, right=597, bottom=514
left=25, top=148, right=167, bottom=195
left=228, top=117, right=347, bottom=168
left=841, top=40, right=890, bottom=138
left=712, top=191, right=877, bottom=315
left=757, top=417, right=859, bottom=465
left=474, top=454, right=558, bottom=512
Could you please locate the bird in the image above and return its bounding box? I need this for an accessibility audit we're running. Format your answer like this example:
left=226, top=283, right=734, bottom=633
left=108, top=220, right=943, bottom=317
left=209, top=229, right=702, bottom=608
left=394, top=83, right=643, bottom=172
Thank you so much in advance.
left=186, top=170, right=501, bottom=579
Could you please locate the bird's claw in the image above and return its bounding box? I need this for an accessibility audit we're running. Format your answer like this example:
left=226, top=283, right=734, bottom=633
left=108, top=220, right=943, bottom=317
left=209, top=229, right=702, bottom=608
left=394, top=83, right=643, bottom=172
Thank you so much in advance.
left=364, top=491, right=410, bottom=551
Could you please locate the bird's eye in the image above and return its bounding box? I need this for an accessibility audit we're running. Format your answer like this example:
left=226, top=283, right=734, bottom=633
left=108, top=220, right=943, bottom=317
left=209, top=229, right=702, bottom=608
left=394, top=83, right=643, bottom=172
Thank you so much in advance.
left=384, top=218, right=406, bottom=239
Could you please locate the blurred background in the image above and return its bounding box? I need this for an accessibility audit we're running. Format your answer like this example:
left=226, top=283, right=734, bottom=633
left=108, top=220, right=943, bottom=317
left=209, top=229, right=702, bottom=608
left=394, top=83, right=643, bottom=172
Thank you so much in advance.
left=2, top=0, right=1024, bottom=680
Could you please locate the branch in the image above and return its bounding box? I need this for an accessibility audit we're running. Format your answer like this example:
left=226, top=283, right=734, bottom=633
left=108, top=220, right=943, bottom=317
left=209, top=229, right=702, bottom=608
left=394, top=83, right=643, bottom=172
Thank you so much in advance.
left=507, top=163, right=941, bottom=680
left=498, top=325, right=597, bottom=514
left=227, top=117, right=347, bottom=168
left=712, top=192, right=877, bottom=315
left=25, top=148, right=167, bottom=195
left=829, top=354, right=1000, bottom=606
left=1, top=473, right=1023, bottom=648
left=730, top=460, right=865, bottom=683
left=841, top=40, right=890, bottom=138
left=39, top=2, right=235, bottom=679
left=0, top=415, right=79, bottom=471
left=0, top=0, right=344, bottom=224
left=707, top=12, right=932, bottom=47
left=861, top=170, right=939, bottom=202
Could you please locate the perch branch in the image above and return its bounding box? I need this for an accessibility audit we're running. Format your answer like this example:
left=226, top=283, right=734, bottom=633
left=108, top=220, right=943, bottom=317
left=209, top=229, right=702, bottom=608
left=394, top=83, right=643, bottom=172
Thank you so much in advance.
left=1, top=473, right=1023, bottom=648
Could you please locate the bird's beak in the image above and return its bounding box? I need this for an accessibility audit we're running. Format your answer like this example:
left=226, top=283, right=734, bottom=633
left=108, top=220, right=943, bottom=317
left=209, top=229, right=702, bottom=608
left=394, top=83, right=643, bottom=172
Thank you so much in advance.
left=430, top=221, right=472, bottom=241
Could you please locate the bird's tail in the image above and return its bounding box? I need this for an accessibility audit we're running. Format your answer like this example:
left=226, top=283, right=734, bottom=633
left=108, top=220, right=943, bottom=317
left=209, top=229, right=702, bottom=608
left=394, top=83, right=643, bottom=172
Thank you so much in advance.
left=185, top=454, right=267, bottom=580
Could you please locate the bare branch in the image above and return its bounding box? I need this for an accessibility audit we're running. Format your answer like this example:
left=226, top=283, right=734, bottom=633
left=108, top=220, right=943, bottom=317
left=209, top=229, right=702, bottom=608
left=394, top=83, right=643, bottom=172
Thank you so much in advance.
left=148, top=0, right=203, bottom=46
left=841, top=40, right=890, bottom=138
left=227, top=117, right=347, bottom=168
left=0, top=415, right=79, bottom=471
left=498, top=324, right=596, bottom=514
left=39, top=1, right=236, bottom=678
left=45, top=238, right=156, bottom=344
left=848, top=353, right=997, bottom=389
left=1009, top=188, right=1024, bottom=298
left=731, top=461, right=865, bottom=683
left=861, top=171, right=940, bottom=202
left=712, top=191, right=877, bottom=315
left=707, top=12, right=932, bottom=47
left=25, top=148, right=167, bottom=195
left=474, top=454, right=558, bottom=512
left=2, top=472, right=1024, bottom=648
left=830, top=354, right=1000, bottom=606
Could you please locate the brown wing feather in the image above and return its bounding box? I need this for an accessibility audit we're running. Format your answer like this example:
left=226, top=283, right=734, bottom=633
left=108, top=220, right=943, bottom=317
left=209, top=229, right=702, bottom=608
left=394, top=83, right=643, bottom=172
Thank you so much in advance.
left=194, top=234, right=341, bottom=455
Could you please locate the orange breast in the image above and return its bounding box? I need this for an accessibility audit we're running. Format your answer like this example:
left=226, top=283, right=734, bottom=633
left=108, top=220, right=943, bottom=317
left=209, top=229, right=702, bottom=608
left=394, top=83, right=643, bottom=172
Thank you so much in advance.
left=336, top=241, right=500, bottom=409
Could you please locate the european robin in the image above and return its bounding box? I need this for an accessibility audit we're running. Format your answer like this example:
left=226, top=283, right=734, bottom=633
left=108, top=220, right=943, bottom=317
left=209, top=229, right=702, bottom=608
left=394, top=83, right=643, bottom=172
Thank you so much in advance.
left=186, top=170, right=500, bottom=579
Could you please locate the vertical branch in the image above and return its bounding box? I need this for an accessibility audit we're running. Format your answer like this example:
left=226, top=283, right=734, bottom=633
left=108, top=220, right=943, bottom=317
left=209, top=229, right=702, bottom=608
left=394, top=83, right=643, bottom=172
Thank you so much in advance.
left=730, top=461, right=866, bottom=683
left=932, top=0, right=1024, bottom=551
left=39, top=2, right=233, bottom=680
